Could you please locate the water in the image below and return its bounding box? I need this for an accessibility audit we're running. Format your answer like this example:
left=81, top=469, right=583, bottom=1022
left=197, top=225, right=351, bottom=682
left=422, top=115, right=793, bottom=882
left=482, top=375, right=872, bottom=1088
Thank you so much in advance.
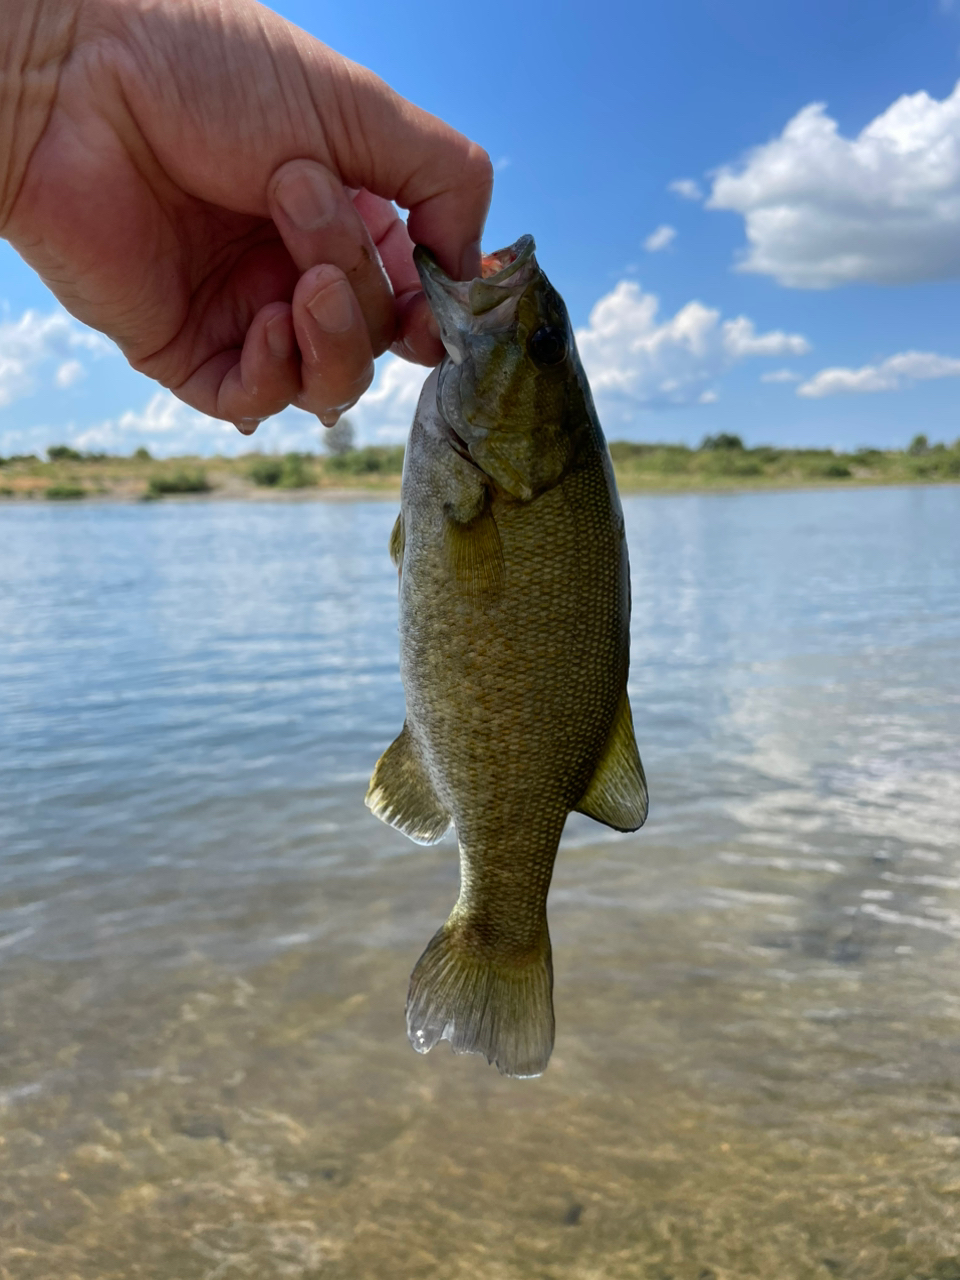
left=0, top=487, right=958, bottom=1280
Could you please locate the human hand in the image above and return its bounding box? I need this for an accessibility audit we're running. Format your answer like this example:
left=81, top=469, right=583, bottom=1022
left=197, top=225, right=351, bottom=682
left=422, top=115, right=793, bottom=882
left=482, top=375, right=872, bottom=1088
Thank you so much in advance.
left=0, top=0, right=492, bottom=430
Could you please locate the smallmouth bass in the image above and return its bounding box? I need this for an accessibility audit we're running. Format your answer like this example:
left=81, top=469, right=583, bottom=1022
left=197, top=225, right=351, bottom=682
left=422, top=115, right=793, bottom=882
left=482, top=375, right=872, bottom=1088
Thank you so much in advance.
left=366, top=235, right=648, bottom=1077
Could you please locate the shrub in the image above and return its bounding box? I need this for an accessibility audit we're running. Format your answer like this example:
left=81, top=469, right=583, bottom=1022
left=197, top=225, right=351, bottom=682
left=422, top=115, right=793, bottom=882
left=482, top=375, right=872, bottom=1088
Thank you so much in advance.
left=807, top=461, right=852, bottom=479
left=46, top=484, right=86, bottom=499
left=47, top=445, right=84, bottom=461
left=907, top=433, right=930, bottom=456
left=699, top=433, right=744, bottom=451
left=327, top=446, right=405, bottom=476
left=277, top=453, right=314, bottom=488
left=248, top=458, right=285, bottom=486
left=133, top=446, right=152, bottom=461
left=147, top=470, right=211, bottom=496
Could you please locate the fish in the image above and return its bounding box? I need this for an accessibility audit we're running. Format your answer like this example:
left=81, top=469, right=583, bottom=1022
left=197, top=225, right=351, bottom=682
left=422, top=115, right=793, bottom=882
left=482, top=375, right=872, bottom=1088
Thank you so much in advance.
left=365, top=234, right=648, bottom=1078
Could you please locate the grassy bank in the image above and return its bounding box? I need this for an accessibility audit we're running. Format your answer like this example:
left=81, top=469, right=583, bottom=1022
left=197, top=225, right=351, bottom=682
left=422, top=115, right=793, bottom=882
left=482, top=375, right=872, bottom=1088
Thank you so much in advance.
left=1, top=434, right=958, bottom=502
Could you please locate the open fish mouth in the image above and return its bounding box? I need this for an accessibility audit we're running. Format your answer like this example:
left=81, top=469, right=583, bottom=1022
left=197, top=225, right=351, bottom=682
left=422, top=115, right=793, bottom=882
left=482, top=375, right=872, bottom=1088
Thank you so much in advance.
left=414, top=235, right=540, bottom=365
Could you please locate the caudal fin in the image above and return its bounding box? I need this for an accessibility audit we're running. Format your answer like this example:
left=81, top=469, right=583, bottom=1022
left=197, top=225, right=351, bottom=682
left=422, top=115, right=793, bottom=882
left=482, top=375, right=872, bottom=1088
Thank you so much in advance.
left=405, top=920, right=555, bottom=1078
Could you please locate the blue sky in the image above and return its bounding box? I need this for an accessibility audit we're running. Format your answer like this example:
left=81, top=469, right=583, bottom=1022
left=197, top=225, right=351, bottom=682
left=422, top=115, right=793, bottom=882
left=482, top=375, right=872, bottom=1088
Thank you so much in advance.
left=4, top=0, right=960, bottom=456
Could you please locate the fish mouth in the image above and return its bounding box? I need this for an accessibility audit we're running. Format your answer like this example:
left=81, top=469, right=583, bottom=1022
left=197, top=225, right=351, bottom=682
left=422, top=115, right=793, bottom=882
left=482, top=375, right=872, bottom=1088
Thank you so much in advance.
left=414, top=235, right=539, bottom=364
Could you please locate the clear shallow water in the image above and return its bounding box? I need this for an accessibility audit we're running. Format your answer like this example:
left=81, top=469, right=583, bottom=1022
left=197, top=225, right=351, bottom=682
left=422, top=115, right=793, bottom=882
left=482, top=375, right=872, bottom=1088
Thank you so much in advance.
left=0, top=488, right=959, bottom=1279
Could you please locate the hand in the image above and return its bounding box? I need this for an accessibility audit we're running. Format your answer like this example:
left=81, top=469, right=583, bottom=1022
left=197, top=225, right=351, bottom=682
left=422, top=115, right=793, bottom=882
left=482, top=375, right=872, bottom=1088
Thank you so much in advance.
left=0, top=0, right=492, bottom=430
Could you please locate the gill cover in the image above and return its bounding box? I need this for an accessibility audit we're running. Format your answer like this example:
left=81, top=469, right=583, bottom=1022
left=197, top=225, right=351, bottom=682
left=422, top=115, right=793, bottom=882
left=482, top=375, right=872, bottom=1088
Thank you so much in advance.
left=414, top=235, right=595, bottom=502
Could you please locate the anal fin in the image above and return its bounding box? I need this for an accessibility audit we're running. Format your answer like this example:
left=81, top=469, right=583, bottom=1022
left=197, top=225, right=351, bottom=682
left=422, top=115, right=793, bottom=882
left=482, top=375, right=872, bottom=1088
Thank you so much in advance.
left=365, top=723, right=450, bottom=844
left=575, top=691, right=648, bottom=832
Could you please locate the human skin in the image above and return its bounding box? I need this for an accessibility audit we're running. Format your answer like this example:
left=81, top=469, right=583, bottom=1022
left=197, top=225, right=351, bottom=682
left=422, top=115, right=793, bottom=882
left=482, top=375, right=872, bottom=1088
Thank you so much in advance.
left=0, top=0, right=492, bottom=430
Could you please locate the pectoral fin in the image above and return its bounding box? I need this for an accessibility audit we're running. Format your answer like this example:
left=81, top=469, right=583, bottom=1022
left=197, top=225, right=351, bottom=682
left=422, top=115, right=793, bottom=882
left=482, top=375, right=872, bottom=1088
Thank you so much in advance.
left=365, top=723, right=450, bottom=844
left=575, top=692, right=649, bottom=832
left=389, top=510, right=405, bottom=571
left=443, top=499, right=504, bottom=605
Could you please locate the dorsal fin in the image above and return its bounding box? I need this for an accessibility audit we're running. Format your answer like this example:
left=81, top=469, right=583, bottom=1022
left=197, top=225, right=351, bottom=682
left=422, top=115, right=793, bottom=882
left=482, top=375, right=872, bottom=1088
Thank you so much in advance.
left=365, top=723, right=450, bottom=845
left=575, top=692, right=648, bottom=832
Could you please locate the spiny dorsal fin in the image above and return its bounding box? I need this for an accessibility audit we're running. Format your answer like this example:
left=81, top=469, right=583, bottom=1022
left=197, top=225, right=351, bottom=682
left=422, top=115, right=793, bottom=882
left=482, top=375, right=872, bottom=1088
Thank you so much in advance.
left=365, top=723, right=450, bottom=844
left=443, top=499, right=504, bottom=605
left=389, top=510, right=405, bottom=571
left=575, top=691, right=648, bottom=832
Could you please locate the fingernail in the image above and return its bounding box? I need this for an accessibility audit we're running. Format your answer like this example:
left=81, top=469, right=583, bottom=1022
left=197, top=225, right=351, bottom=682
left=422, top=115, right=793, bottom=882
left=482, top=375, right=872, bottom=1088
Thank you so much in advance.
left=425, top=310, right=441, bottom=342
left=307, top=278, right=354, bottom=333
left=266, top=313, right=294, bottom=360
left=275, top=164, right=338, bottom=232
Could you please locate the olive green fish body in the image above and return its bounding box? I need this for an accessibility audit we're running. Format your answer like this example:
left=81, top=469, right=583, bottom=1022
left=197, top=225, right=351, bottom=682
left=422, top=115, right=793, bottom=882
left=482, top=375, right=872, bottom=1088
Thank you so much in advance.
left=366, top=237, right=647, bottom=1077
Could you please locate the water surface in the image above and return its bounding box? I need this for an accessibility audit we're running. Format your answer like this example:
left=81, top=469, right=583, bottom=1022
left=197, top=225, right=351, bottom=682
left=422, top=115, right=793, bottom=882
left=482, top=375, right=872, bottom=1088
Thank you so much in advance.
left=1, top=488, right=959, bottom=1279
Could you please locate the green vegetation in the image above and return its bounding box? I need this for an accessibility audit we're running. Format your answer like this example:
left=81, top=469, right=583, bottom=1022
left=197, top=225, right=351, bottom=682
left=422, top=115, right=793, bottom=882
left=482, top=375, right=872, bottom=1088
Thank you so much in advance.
left=327, top=445, right=404, bottom=476
left=0, top=436, right=958, bottom=502
left=607, top=436, right=960, bottom=490
left=248, top=453, right=315, bottom=489
left=46, top=484, right=87, bottom=500
left=147, top=469, right=211, bottom=497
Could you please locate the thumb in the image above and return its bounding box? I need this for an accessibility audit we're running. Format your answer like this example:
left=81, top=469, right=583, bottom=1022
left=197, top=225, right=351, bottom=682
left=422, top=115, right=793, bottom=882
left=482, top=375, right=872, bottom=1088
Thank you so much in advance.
left=302, top=60, right=493, bottom=281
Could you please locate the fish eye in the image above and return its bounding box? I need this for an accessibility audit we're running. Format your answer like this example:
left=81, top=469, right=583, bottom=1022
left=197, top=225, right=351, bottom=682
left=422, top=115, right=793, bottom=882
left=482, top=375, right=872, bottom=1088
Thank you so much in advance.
left=528, top=325, right=567, bottom=367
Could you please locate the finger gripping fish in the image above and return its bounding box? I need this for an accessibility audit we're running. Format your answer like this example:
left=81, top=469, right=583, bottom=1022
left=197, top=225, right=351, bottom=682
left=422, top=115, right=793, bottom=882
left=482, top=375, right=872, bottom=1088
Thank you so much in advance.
left=366, top=235, right=648, bottom=1078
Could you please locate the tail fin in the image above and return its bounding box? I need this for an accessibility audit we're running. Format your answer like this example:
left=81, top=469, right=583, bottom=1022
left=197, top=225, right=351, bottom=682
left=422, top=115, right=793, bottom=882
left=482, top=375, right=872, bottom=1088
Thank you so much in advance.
left=405, top=920, right=554, bottom=1078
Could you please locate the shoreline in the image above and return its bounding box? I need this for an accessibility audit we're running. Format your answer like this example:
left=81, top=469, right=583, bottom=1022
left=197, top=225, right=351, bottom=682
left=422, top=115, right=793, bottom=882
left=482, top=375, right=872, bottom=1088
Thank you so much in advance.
left=2, top=439, right=959, bottom=503
left=1, top=475, right=959, bottom=505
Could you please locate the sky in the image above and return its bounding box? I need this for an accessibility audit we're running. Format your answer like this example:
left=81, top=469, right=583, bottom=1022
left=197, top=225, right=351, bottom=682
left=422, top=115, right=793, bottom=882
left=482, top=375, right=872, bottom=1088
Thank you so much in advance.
left=4, top=0, right=960, bottom=456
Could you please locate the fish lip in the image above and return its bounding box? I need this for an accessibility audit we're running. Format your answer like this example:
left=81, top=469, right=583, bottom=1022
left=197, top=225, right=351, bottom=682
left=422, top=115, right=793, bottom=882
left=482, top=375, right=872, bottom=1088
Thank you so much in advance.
left=414, top=236, right=538, bottom=360
left=414, top=234, right=536, bottom=294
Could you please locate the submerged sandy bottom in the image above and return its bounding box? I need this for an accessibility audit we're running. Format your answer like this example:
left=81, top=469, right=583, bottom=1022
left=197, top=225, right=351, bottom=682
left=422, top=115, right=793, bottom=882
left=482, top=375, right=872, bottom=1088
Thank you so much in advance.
left=3, top=830, right=960, bottom=1280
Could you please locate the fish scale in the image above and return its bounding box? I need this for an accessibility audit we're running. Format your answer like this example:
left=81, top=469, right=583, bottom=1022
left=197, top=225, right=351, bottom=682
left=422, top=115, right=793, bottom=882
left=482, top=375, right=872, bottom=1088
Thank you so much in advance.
left=366, top=235, right=648, bottom=1077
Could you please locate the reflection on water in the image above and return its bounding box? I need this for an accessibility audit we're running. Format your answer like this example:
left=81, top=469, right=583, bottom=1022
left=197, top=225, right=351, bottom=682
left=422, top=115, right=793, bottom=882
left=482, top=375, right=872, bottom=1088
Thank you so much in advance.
left=1, top=488, right=959, bottom=1279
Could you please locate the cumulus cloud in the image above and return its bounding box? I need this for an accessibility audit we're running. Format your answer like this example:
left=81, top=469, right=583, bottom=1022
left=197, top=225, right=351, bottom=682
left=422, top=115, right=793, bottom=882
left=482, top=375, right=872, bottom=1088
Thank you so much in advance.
left=574, top=280, right=809, bottom=416
left=708, top=81, right=960, bottom=287
left=797, top=350, right=960, bottom=398
left=0, top=308, right=112, bottom=406
left=2, top=353, right=431, bottom=459
left=643, top=224, right=677, bottom=252
left=669, top=178, right=703, bottom=201
left=55, top=360, right=86, bottom=389
left=345, top=354, right=427, bottom=443
left=761, top=368, right=802, bottom=383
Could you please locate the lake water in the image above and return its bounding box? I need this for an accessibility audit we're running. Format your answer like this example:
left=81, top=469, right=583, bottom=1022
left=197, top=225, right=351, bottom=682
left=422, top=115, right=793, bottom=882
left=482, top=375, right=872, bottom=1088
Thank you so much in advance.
left=1, top=487, right=959, bottom=1280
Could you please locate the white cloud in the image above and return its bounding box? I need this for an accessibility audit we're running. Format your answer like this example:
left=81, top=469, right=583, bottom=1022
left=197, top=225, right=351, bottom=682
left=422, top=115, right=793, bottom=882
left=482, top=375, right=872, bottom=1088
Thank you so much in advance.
left=0, top=308, right=112, bottom=406
left=721, top=316, right=809, bottom=358
left=493, top=156, right=511, bottom=172
left=708, top=81, right=960, bottom=287
left=669, top=178, right=703, bottom=201
left=643, top=224, right=677, bottom=253
left=699, top=389, right=719, bottom=404
left=346, top=353, right=427, bottom=443
left=761, top=368, right=802, bottom=383
left=797, top=350, right=960, bottom=398
left=55, top=360, right=85, bottom=389
left=574, top=279, right=809, bottom=417
left=1, top=353, right=431, bottom=459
